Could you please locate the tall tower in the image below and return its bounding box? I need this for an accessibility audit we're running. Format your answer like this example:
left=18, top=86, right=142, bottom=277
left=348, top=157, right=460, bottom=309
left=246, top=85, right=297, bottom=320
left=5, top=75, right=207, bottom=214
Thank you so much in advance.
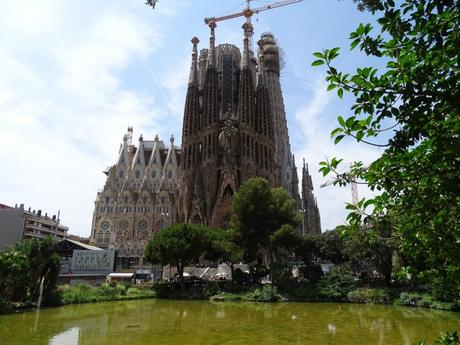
left=301, top=158, right=321, bottom=235
left=176, top=23, right=305, bottom=229
left=258, top=33, right=298, bottom=195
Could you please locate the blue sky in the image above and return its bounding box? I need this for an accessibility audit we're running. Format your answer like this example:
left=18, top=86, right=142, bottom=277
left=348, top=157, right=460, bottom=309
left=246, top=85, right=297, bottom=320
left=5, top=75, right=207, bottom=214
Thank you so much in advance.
left=0, top=0, right=386, bottom=236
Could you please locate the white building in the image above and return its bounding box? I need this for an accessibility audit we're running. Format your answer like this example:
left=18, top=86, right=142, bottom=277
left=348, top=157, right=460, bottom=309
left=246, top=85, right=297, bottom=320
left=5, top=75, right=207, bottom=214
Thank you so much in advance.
left=0, top=203, right=68, bottom=249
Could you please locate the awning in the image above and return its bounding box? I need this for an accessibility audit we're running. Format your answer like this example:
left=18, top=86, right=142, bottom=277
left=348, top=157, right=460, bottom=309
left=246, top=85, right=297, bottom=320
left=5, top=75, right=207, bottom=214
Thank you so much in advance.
left=107, top=273, right=134, bottom=278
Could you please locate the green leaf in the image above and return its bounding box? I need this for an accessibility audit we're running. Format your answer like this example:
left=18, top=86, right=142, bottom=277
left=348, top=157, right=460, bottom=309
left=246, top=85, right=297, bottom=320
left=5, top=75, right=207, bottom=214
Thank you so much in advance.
left=350, top=38, right=360, bottom=50
left=331, top=158, right=343, bottom=168
left=363, top=199, right=375, bottom=208
left=337, top=88, right=344, bottom=98
left=334, top=135, right=345, bottom=144
left=327, top=84, right=337, bottom=91
left=329, top=47, right=340, bottom=60
left=319, top=167, right=331, bottom=176
left=338, top=116, right=346, bottom=127
left=330, top=127, right=343, bottom=137
left=313, top=52, right=324, bottom=59
left=311, top=59, right=325, bottom=66
left=345, top=116, right=355, bottom=128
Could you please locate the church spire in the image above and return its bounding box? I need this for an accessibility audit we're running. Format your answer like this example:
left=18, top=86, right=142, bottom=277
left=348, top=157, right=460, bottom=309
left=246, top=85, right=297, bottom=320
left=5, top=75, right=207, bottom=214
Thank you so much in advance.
left=206, top=22, right=216, bottom=69
left=237, top=21, right=256, bottom=127
left=255, top=52, right=271, bottom=136
left=183, top=36, right=202, bottom=140
left=257, top=52, right=267, bottom=88
left=241, top=22, right=253, bottom=70
left=189, top=37, right=199, bottom=85
left=202, top=22, right=219, bottom=127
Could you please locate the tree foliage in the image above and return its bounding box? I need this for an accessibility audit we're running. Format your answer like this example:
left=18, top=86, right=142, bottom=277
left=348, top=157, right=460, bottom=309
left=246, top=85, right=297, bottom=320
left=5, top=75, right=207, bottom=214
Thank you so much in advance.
left=296, top=228, right=394, bottom=285
left=144, top=223, right=212, bottom=281
left=350, top=0, right=383, bottom=12
left=144, top=0, right=158, bottom=10
left=0, top=237, right=60, bottom=305
left=206, top=229, right=244, bottom=280
left=231, top=177, right=301, bottom=266
left=314, top=0, right=460, bottom=299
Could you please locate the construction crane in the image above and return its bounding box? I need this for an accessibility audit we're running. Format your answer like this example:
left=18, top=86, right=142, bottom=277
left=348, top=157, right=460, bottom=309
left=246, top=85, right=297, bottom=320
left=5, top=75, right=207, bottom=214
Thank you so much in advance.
left=321, top=174, right=359, bottom=206
left=204, top=0, right=304, bottom=26
left=320, top=164, right=369, bottom=206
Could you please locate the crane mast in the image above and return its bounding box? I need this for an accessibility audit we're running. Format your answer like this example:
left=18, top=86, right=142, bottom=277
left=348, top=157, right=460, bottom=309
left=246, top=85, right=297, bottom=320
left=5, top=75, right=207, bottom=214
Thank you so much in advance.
left=204, top=0, right=304, bottom=26
left=320, top=164, right=369, bottom=206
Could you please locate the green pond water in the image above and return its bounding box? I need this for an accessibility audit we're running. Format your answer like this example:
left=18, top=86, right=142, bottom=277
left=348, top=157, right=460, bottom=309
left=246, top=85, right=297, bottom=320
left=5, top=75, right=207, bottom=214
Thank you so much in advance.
left=1, top=300, right=459, bottom=345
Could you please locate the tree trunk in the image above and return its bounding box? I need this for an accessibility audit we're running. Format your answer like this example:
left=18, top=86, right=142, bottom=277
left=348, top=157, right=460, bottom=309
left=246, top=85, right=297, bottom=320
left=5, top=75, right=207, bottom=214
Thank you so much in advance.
left=177, top=264, right=185, bottom=290
left=267, top=245, right=274, bottom=267
left=229, top=262, right=234, bottom=281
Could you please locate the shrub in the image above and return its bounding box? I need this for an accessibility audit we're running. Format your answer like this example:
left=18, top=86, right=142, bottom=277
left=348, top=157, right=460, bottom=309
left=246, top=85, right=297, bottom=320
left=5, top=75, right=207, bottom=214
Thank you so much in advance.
left=136, top=281, right=154, bottom=290
left=395, top=292, right=425, bottom=307
left=97, top=283, right=117, bottom=297
left=115, top=283, right=127, bottom=296
left=395, top=292, right=460, bottom=311
left=316, top=265, right=355, bottom=301
left=152, top=282, right=180, bottom=298
left=270, top=262, right=293, bottom=285
left=126, top=287, right=142, bottom=296
left=0, top=297, right=12, bottom=314
left=61, top=285, right=95, bottom=304
left=56, top=284, right=71, bottom=293
left=347, top=288, right=391, bottom=304
left=299, top=264, right=323, bottom=283
left=233, top=268, right=250, bottom=285
left=246, top=285, right=280, bottom=302
left=203, top=281, right=220, bottom=298
left=210, top=292, right=244, bottom=302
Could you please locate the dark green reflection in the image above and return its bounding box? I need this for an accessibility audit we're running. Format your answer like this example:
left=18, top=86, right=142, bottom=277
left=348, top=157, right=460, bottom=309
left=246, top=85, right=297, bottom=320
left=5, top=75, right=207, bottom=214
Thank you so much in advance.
left=0, top=300, right=459, bottom=345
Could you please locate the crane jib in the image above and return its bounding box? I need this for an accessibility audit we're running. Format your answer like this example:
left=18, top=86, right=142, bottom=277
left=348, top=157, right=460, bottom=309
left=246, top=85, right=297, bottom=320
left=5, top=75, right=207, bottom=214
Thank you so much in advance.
left=203, top=0, right=304, bottom=26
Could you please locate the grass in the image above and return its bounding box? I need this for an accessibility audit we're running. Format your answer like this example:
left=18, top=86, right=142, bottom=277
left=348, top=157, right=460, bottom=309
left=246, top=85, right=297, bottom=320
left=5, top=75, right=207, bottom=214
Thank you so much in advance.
left=58, top=283, right=156, bottom=305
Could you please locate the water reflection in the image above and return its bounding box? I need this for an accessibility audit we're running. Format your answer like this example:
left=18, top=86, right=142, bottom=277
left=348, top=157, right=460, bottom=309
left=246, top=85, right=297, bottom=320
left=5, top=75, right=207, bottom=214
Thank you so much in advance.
left=0, top=300, right=458, bottom=345
left=328, top=324, right=336, bottom=335
left=49, top=327, right=79, bottom=345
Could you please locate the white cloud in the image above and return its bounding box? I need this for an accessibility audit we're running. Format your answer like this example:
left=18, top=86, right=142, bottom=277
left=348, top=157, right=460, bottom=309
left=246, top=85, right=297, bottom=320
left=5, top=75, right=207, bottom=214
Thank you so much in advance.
left=159, top=56, right=190, bottom=118
left=0, top=1, right=166, bottom=236
left=292, top=78, right=383, bottom=231
left=0, top=0, right=64, bottom=39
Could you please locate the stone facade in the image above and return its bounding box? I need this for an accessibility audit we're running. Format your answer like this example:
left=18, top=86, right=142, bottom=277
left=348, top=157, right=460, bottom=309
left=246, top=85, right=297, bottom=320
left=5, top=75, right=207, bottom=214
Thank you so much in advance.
left=90, top=27, right=321, bottom=264
left=300, top=159, right=321, bottom=235
left=176, top=25, right=320, bottom=232
left=90, top=128, right=179, bottom=266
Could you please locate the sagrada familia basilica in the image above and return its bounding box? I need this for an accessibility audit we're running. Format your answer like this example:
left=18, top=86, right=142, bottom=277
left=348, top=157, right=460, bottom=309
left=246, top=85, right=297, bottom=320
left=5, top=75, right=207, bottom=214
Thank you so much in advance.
left=90, top=22, right=321, bottom=266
